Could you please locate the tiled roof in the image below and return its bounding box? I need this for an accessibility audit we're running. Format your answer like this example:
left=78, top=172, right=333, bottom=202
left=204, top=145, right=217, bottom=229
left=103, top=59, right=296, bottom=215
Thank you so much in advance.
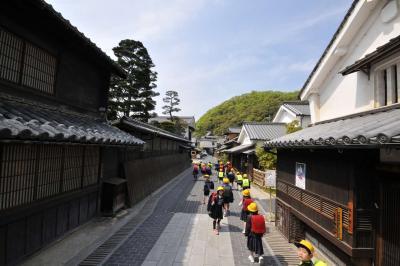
left=224, top=143, right=254, bottom=154
left=0, top=96, right=143, bottom=145
left=148, top=116, right=196, bottom=128
left=282, top=101, right=310, bottom=116
left=243, top=122, right=287, bottom=141
left=340, top=34, right=400, bottom=75
left=227, top=127, right=241, bottom=134
left=265, top=104, right=400, bottom=148
left=119, top=117, right=191, bottom=143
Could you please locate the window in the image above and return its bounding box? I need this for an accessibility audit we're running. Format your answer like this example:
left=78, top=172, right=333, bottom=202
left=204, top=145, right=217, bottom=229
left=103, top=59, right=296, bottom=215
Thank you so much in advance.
left=0, top=144, right=99, bottom=211
left=0, top=28, right=57, bottom=94
left=375, top=61, right=400, bottom=107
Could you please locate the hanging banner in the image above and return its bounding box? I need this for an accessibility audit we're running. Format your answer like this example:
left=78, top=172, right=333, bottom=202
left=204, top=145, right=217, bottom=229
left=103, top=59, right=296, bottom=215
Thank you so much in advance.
left=295, top=162, right=306, bottom=190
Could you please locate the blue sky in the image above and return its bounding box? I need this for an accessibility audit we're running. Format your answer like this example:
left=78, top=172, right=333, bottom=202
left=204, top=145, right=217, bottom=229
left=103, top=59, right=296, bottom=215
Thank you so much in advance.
left=46, top=0, right=351, bottom=119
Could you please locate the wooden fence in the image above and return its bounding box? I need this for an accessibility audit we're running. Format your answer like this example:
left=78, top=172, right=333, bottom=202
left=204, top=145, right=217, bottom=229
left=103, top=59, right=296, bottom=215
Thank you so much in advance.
left=252, top=168, right=266, bottom=187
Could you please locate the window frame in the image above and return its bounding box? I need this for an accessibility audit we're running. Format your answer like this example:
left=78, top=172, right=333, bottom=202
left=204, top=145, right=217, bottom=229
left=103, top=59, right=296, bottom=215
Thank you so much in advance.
left=0, top=26, right=58, bottom=96
left=372, top=54, right=400, bottom=108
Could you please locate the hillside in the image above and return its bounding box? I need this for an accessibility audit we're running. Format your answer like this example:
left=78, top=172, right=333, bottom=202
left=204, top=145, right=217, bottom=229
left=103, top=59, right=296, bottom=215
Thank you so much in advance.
left=195, top=90, right=298, bottom=136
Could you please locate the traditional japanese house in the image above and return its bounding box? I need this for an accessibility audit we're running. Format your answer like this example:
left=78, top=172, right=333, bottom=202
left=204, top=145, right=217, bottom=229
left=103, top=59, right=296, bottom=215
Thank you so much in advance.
left=224, top=122, right=286, bottom=174
left=115, top=117, right=192, bottom=204
left=224, top=127, right=241, bottom=141
left=265, top=0, right=400, bottom=265
left=0, top=1, right=145, bottom=264
left=272, top=101, right=311, bottom=128
left=148, top=115, right=196, bottom=141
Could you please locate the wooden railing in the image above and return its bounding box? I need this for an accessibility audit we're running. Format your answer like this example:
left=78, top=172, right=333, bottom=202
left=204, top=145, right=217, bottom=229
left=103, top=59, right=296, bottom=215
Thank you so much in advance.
left=277, top=180, right=350, bottom=227
left=252, top=168, right=266, bottom=186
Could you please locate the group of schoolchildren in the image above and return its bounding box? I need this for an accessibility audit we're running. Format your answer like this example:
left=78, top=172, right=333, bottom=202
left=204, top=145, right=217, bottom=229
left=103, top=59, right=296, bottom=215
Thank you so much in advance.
left=198, top=161, right=266, bottom=264
left=193, top=160, right=326, bottom=265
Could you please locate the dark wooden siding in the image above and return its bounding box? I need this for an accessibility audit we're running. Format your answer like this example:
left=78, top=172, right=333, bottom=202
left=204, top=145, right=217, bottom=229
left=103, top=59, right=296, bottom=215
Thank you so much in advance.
left=0, top=12, right=109, bottom=115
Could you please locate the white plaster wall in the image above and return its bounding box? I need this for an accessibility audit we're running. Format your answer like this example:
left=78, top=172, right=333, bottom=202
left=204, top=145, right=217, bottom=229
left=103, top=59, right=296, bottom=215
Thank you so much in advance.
left=274, top=111, right=296, bottom=124
left=242, top=134, right=252, bottom=145
left=306, top=0, right=400, bottom=122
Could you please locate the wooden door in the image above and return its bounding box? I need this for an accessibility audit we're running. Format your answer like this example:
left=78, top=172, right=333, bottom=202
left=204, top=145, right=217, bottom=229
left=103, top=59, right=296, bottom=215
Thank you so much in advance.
left=376, top=177, right=400, bottom=266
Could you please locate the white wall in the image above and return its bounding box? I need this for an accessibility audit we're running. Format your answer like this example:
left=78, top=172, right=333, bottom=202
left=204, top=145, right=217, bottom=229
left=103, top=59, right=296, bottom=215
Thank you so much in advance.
left=273, top=109, right=296, bottom=124
left=304, top=0, right=400, bottom=122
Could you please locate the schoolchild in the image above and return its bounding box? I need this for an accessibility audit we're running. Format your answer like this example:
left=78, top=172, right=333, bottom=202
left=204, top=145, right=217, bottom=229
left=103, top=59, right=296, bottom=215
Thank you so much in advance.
left=242, top=174, right=251, bottom=190
left=294, top=240, right=327, bottom=266
left=203, top=175, right=214, bottom=204
left=193, top=163, right=199, bottom=180
left=236, top=172, right=243, bottom=190
left=207, top=186, right=225, bottom=235
left=206, top=165, right=212, bottom=176
left=222, top=178, right=234, bottom=216
left=218, top=171, right=224, bottom=183
left=245, top=202, right=266, bottom=264
left=201, top=163, right=207, bottom=175
left=227, top=171, right=235, bottom=187
left=238, top=189, right=253, bottom=233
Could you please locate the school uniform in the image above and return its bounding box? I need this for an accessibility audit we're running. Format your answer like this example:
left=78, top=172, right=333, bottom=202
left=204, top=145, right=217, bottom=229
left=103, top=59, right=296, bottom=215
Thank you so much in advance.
left=240, top=198, right=254, bottom=222
left=245, top=214, right=265, bottom=256
left=207, top=193, right=224, bottom=220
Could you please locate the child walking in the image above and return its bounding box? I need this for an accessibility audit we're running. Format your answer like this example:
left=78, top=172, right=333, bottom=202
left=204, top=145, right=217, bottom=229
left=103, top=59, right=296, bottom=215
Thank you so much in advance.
left=245, top=202, right=266, bottom=264
left=207, top=186, right=225, bottom=235
left=222, top=177, right=234, bottom=216
left=238, top=189, right=253, bottom=233
left=203, top=175, right=214, bottom=204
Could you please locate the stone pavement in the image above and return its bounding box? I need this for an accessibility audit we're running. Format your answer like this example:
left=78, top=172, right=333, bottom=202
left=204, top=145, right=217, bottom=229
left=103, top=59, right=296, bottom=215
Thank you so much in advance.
left=93, top=170, right=289, bottom=266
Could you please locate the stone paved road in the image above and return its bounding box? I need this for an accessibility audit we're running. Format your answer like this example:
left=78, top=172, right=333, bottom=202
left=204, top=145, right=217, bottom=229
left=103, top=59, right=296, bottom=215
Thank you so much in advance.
left=86, top=168, right=284, bottom=266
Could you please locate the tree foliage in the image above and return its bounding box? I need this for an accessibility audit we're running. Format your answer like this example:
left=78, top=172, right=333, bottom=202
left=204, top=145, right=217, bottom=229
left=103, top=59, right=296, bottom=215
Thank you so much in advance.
left=286, top=120, right=302, bottom=134
left=255, top=144, right=277, bottom=170
left=108, top=39, right=159, bottom=122
left=149, top=118, right=187, bottom=136
left=195, top=90, right=298, bottom=136
left=162, top=90, right=181, bottom=121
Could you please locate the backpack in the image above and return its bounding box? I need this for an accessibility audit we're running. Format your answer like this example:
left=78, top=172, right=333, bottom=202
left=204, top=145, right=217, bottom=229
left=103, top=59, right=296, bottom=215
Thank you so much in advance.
left=223, top=185, right=234, bottom=202
left=251, top=215, right=266, bottom=234
left=243, top=198, right=254, bottom=211
left=209, top=181, right=214, bottom=189
left=207, top=192, right=218, bottom=212
left=193, top=164, right=199, bottom=171
left=204, top=183, right=210, bottom=194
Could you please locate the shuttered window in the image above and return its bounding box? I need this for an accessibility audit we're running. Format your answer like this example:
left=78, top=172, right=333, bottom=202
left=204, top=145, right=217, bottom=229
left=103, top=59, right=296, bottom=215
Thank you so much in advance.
left=0, top=28, right=57, bottom=94
left=0, top=144, right=99, bottom=211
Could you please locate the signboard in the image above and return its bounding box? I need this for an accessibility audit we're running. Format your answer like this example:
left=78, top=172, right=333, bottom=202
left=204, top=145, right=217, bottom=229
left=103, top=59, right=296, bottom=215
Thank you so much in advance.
left=265, top=170, right=276, bottom=187
left=334, top=207, right=343, bottom=240
left=295, top=162, right=306, bottom=190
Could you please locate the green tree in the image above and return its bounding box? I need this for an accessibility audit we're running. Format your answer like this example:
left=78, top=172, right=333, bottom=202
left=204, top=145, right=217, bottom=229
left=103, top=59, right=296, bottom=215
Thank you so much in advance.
left=108, top=39, right=159, bottom=122
left=195, top=90, right=298, bottom=136
left=286, top=120, right=302, bottom=134
left=162, top=90, right=181, bottom=121
left=255, top=144, right=277, bottom=170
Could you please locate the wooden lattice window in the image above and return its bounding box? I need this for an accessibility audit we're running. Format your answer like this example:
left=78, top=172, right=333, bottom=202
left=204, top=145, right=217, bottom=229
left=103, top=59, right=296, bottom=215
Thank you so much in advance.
left=0, top=144, right=36, bottom=210
left=83, top=146, right=100, bottom=187
left=36, top=145, right=63, bottom=199
left=0, top=29, right=24, bottom=83
left=62, top=146, right=84, bottom=192
left=0, top=144, right=100, bottom=211
left=0, top=28, right=57, bottom=94
left=22, top=43, right=57, bottom=94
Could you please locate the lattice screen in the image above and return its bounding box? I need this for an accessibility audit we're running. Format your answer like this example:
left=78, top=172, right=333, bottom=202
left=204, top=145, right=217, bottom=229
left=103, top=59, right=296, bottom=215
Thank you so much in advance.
left=0, top=29, right=24, bottom=83
left=0, top=144, right=100, bottom=211
left=0, top=28, right=56, bottom=94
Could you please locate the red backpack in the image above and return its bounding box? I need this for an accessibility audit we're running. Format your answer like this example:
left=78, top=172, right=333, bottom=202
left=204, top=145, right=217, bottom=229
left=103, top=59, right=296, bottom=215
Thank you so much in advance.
left=243, top=198, right=254, bottom=211
left=251, top=215, right=266, bottom=234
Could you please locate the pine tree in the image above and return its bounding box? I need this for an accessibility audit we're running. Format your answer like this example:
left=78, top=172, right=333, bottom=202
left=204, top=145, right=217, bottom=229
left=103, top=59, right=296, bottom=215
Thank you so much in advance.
left=162, top=90, right=181, bottom=121
left=108, top=39, right=159, bottom=122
